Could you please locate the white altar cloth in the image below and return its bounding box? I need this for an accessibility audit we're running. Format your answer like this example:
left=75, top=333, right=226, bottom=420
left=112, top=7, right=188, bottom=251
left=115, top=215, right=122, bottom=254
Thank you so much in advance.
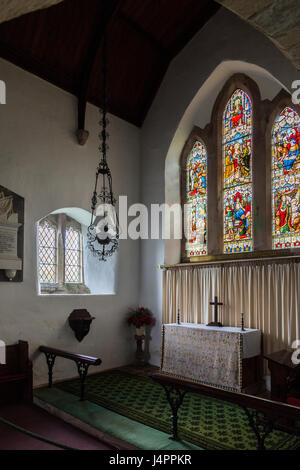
left=161, top=323, right=261, bottom=391
left=167, top=323, right=261, bottom=359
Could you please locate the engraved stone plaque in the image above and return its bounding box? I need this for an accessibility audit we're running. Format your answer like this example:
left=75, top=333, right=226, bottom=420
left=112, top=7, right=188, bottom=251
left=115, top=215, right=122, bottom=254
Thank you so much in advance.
left=0, top=186, right=24, bottom=282
left=0, top=223, right=22, bottom=269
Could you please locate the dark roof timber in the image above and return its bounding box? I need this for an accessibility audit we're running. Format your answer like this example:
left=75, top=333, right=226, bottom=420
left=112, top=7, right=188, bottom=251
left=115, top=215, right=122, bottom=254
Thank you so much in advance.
left=0, top=0, right=220, bottom=144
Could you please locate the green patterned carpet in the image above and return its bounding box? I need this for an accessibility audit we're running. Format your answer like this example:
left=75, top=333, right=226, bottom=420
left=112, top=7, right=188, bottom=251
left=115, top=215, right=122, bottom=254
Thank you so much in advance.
left=56, top=370, right=300, bottom=451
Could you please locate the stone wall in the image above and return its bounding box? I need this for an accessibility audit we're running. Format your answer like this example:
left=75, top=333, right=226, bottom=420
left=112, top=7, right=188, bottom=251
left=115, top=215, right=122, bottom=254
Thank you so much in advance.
left=0, top=0, right=63, bottom=24
left=216, top=0, right=300, bottom=72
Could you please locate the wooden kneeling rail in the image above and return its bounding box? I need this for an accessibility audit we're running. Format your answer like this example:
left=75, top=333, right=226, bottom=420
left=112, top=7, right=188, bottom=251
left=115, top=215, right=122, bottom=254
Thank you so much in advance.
left=39, top=346, right=101, bottom=401
left=151, top=372, right=300, bottom=451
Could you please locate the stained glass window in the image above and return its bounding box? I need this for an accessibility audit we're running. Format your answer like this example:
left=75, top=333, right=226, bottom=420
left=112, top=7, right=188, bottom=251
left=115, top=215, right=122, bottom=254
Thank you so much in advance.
left=39, top=221, right=57, bottom=283
left=223, top=89, right=253, bottom=253
left=185, top=140, right=207, bottom=257
left=65, top=226, right=82, bottom=283
left=272, top=107, right=300, bottom=249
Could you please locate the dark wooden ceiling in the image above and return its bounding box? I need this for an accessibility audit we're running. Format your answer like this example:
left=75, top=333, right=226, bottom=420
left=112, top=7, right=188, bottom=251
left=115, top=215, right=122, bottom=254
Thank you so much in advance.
left=0, top=0, right=220, bottom=128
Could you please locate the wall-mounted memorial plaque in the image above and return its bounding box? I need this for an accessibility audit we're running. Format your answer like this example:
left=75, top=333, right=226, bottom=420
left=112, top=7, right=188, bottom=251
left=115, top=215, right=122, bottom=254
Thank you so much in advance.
left=0, top=185, right=24, bottom=282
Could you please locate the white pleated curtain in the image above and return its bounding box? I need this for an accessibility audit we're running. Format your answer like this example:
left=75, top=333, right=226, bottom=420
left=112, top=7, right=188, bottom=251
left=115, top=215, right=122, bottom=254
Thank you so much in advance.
left=162, top=261, right=300, bottom=355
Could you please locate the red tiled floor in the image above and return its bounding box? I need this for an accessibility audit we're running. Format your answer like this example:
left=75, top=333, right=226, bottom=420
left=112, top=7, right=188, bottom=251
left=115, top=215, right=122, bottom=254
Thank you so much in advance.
left=0, top=403, right=114, bottom=450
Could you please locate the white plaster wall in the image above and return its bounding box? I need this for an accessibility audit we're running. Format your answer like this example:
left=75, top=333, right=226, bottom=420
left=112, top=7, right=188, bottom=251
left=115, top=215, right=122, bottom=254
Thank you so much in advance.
left=140, top=7, right=300, bottom=367
left=82, top=226, right=118, bottom=295
left=0, top=58, right=140, bottom=386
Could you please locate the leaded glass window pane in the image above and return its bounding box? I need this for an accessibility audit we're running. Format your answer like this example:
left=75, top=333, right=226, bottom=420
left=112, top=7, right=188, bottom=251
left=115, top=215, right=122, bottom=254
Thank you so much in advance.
left=272, top=107, right=300, bottom=249
left=185, top=140, right=207, bottom=257
left=39, top=221, right=57, bottom=283
left=223, top=89, right=253, bottom=253
left=64, top=226, right=82, bottom=283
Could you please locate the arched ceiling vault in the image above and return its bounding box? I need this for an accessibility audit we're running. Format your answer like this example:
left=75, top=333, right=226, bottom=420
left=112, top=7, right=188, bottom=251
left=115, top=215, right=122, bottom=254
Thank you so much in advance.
left=0, top=0, right=221, bottom=138
left=216, top=0, right=300, bottom=73
left=0, top=0, right=298, bottom=144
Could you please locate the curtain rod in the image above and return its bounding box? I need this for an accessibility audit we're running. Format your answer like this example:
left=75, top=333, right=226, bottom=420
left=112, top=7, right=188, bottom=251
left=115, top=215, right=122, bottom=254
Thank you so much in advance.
left=158, top=253, right=300, bottom=270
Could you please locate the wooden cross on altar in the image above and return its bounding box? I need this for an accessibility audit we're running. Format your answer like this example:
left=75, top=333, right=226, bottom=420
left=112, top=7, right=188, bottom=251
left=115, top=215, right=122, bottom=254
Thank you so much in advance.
left=207, top=296, right=223, bottom=327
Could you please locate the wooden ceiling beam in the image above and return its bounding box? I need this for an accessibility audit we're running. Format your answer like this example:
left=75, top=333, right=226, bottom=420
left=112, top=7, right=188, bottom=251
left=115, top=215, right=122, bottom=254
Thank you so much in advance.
left=77, top=0, right=122, bottom=145
left=168, top=1, right=221, bottom=60
left=0, top=41, right=76, bottom=93
left=118, top=12, right=171, bottom=61
left=0, top=0, right=222, bottom=131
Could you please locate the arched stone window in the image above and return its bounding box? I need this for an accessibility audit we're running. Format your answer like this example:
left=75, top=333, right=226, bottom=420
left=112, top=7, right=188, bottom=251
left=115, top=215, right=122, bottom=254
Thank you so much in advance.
left=37, top=207, right=117, bottom=295
left=271, top=107, right=300, bottom=249
left=180, top=126, right=211, bottom=261
left=223, top=89, right=253, bottom=253
left=185, top=140, right=208, bottom=258
left=179, top=74, right=300, bottom=263
left=38, top=213, right=88, bottom=294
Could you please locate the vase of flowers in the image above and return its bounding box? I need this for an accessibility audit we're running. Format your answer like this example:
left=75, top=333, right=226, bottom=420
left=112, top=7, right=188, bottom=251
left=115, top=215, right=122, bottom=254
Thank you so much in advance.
left=136, top=325, right=145, bottom=336
left=126, top=307, right=154, bottom=366
left=126, top=307, right=154, bottom=335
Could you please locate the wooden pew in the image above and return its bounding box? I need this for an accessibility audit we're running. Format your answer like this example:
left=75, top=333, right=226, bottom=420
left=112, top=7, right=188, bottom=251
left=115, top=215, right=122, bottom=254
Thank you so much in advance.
left=0, top=341, right=33, bottom=404
left=39, top=346, right=101, bottom=401
left=151, top=372, right=300, bottom=451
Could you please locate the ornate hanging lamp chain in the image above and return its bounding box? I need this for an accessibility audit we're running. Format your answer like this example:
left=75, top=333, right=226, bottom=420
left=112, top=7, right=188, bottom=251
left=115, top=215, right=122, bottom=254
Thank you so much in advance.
left=87, top=27, right=119, bottom=261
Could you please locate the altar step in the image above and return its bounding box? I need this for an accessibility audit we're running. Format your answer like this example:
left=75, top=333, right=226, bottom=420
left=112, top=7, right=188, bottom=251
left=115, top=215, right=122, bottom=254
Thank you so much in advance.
left=0, top=403, right=114, bottom=450
left=34, top=386, right=202, bottom=451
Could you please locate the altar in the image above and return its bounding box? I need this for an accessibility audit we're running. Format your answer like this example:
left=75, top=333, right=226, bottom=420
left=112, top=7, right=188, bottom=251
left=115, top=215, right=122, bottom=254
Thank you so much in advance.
left=161, top=323, right=261, bottom=392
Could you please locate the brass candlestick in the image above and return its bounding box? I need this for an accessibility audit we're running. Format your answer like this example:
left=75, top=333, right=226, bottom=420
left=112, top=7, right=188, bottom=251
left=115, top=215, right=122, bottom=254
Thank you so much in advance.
left=241, top=312, right=245, bottom=331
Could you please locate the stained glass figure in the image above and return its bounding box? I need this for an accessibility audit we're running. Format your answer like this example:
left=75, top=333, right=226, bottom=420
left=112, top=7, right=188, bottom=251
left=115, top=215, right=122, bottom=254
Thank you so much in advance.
left=65, top=226, right=82, bottom=283
left=223, top=89, right=253, bottom=253
left=272, top=107, right=300, bottom=249
left=185, top=140, right=207, bottom=257
left=39, top=221, right=57, bottom=283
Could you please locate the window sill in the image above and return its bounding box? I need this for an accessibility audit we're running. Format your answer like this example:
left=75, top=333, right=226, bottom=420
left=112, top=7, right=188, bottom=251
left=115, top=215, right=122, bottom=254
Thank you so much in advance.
left=40, top=283, right=91, bottom=295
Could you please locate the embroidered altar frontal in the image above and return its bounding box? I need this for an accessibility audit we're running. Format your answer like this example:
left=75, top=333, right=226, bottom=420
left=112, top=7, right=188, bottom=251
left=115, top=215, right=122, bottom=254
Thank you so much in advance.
left=161, top=324, right=261, bottom=391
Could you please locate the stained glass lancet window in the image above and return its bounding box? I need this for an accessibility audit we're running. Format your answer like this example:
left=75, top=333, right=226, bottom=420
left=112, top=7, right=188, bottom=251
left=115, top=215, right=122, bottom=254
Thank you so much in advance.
left=185, top=140, right=207, bottom=257
left=272, top=107, right=300, bottom=249
left=223, top=89, right=253, bottom=253
left=39, top=221, right=57, bottom=283
left=65, top=226, right=82, bottom=283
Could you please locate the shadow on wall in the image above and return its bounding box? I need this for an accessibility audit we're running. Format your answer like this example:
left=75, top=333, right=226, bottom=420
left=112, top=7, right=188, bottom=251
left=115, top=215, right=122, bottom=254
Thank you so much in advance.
left=36, top=207, right=118, bottom=296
